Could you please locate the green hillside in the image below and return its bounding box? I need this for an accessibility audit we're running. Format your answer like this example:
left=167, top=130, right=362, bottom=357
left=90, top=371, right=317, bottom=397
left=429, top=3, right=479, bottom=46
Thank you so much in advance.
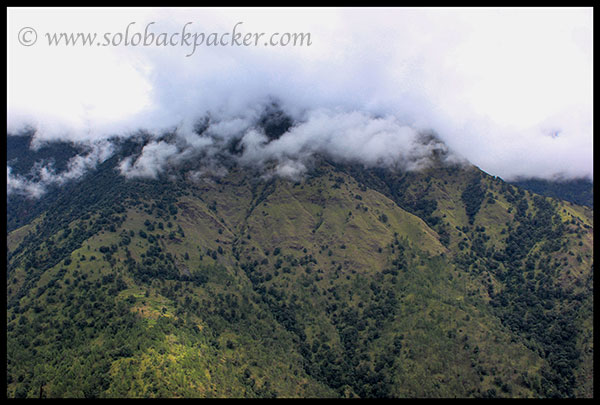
left=6, top=155, right=593, bottom=398
left=510, top=178, right=593, bottom=208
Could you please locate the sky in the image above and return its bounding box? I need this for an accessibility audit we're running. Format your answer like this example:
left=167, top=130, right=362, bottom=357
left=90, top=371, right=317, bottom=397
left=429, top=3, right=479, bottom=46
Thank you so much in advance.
left=7, top=7, right=593, bottom=189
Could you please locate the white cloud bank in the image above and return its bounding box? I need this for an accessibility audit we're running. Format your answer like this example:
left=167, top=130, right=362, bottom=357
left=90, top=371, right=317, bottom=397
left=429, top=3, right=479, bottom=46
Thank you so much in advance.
left=7, top=7, right=593, bottom=183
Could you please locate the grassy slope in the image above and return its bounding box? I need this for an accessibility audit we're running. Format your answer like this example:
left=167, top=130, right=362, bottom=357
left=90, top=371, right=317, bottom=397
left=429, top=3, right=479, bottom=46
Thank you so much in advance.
left=6, top=162, right=593, bottom=398
left=368, top=166, right=593, bottom=397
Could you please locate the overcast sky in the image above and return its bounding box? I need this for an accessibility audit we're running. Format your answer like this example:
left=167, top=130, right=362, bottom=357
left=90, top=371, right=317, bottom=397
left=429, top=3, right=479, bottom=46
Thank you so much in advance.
left=7, top=7, right=593, bottom=181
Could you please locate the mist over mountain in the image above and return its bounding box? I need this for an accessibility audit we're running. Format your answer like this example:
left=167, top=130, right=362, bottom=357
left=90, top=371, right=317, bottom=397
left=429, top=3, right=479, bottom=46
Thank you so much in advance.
left=7, top=102, right=467, bottom=202
left=8, top=8, right=593, bottom=182
left=6, top=7, right=593, bottom=400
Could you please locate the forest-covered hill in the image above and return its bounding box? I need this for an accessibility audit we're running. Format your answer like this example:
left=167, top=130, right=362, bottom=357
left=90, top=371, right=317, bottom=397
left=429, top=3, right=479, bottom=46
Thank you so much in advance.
left=510, top=178, right=593, bottom=208
left=6, top=134, right=593, bottom=398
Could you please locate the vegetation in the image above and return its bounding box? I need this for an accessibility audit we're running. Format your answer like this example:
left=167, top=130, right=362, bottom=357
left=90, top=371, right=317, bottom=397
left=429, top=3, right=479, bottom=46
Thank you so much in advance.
left=510, top=177, right=593, bottom=208
left=6, top=137, right=593, bottom=398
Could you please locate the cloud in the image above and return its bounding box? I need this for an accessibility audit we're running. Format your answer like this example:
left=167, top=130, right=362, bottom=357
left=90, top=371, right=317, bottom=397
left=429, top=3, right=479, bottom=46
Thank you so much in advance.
left=239, top=109, right=462, bottom=169
left=114, top=107, right=466, bottom=183
left=118, top=141, right=180, bottom=179
left=7, top=140, right=114, bottom=198
left=7, top=166, right=46, bottom=199
left=7, top=7, right=593, bottom=181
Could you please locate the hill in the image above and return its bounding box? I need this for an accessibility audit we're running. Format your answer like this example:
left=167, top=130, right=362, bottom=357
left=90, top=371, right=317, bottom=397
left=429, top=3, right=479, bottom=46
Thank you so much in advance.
left=510, top=177, right=593, bottom=208
left=6, top=135, right=593, bottom=398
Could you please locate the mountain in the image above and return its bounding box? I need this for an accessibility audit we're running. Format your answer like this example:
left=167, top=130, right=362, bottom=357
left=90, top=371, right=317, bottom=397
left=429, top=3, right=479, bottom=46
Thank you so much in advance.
left=7, top=133, right=83, bottom=231
left=6, top=133, right=593, bottom=398
left=510, top=178, right=593, bottom=208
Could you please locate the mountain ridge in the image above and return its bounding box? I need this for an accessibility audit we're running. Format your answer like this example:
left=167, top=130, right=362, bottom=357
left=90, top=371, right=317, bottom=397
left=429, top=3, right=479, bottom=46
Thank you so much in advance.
left=6, top=132, right=593, bottom=398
